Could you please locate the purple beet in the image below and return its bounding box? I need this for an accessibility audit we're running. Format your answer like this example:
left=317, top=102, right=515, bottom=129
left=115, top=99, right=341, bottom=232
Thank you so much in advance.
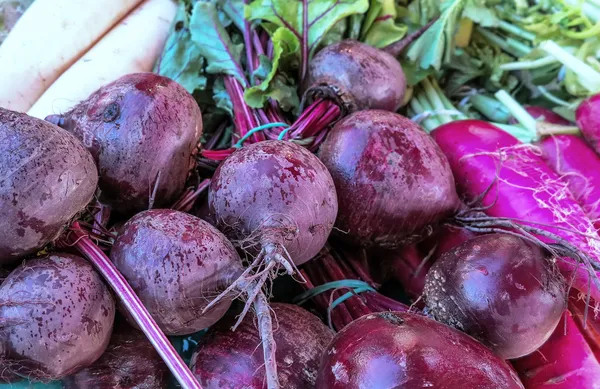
left=46, top=72, right=203, bottom=215
left=0, top=108, right=98, bottom=264
left=316, top=311, right=524, bottom=389
left=0, top=253, right=115, bottom=381
left=62, top=323, right=169, bottom=389
left=317, top=110, right=460, bottom=248
left=190, top=303, right=334, bottom=389
left=424, top=233, right=566, bottom=359
left=304, top=40, right=406, bottom=113
left=111, top=209, right=243, bottom=336
left=209, top=140, right=338, bottom=269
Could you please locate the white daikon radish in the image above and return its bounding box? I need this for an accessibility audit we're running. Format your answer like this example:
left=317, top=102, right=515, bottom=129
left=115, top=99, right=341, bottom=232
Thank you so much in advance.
left=0, top=0, right=144, bottom=112
left=28, top=0, right=177, bottom=119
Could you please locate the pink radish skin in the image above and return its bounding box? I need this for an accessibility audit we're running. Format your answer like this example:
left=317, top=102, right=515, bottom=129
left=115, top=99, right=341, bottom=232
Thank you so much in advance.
left=569, top=292, right=600, bottom=360
left=576, top=94, right=600, bottom=154
left=510, top=106, right=600, bottom=229
left=0, top=253, right=115, bottom=381
left=512, top=311, right=600, bottom=389
left=431, top=120, right=600, bottom=302
left=316, top=311, right=525, bottom=389
left=318, top=110, right=460, bottom=248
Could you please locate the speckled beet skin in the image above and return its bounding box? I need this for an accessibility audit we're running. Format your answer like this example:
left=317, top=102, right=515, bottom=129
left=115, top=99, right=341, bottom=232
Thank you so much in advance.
left=209, top=140, right=338, bottom=266
left=191, top=303, right=334, bottom=389
left=0, top=108, right=98, bottom=264
left=576, top=94, right=600, bottom=154
left=304, top=40, right=406, bottom=113
left=47, top=72, right=202, bottom=215
left=111, top=209, right=243, bottom=336
left=316, top=312, right=524, bottom=389
left=424, top=234, right=565, bottom=360
left=318, top=110, right=460, bottom=248
left=62, top=323, right=169, bottom=389
left=0, top=253, right=115, bottom=381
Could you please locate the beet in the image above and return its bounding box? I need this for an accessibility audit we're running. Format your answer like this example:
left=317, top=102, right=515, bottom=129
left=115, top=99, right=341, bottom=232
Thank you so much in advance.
left=0, top=253, right=115, bottom=381
left=424, top=234, right=566, bottom=359
left=111, top=209, right=243, bottom=336
left=576, top=94, right=600, bottom=154
left=317, top=110, right=460, bottom=248
left=62, top=323, right=168, bottom=389
left=190, top=303, right=334, bottom=388
left=316, top=311, right=524, bottom=389
left=0, top=108, right=98, bottom=264
left=304, top=40, right=406, bottom=113
left=46, top=72, right=203, bottom=215
left=209, top=140, right=338, bottom=268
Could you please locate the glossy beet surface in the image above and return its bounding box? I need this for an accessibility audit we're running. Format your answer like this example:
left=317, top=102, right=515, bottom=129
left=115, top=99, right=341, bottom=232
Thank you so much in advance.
left=576, top=94, right=600, bottom=154
left=47, top=72, right=202, bottom=215
left=316, top=311, right=524, bottom=389
left=209, top=140, right=338, bottom=266
left=432, top=120, right=600, bottom=302
left=305, top=40, right=406, bottom=112
left=0, top=108, right=98, bottom=264
left=111, top=209, right=243, bottom=335
left=318, top=110, right=460, bottom=248
left=62, top=323, right=169, bottom=389
left=0, top=253, right=115, bottom=381
left=424, top=234, right=565, bottom=359
left=191, top=303, right=334, bottom=388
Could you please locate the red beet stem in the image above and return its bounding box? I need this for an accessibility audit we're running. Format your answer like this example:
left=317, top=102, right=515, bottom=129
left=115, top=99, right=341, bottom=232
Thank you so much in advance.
left=301, top=246, right=409, bottom=330
left=66, top=223, right=202, bottom=389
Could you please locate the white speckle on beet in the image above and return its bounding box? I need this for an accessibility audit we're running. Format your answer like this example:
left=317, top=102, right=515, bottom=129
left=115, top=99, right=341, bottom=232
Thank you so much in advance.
left=332, top=361, right=349, bottom=384
left=515, top=282, right=525, bottom=290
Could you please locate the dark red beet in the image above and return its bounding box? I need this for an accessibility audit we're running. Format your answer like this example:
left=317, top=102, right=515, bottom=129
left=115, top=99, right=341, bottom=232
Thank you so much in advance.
left=46, top=72, right=202, bottom=215
left=0, top=108, right=98, bottom=264
left=424, top=234, right=566, bottom=359
left=111, top=209, right=243, bottom=336
left=190, top=303, right=334, bottom=389
left=209, top=140, right=338, bottom=267
left=304, top=40, right=406, bottom=113
left=62, top=324, right=169, bottom=389
left=0, top=253, right=115, bottom=381
left=576, top=94, right=600, bottom=153
left=317, top=110, right=460, bottom=248
left=316, top=311, right=524, bottom=389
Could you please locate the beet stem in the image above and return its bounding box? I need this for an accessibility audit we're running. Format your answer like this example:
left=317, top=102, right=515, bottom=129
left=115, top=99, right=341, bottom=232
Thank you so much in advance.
left=68, top=223, right=202, bottom=389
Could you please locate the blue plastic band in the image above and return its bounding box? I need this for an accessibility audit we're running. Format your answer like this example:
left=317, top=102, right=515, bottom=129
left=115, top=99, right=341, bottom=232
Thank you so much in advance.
left=277, top=126, right=292, bottom=140
left=233, top=122, right=290, bottom=148
left=292, top=279, right=376, bottom=306
left=330, top=285, right=375, bottom=310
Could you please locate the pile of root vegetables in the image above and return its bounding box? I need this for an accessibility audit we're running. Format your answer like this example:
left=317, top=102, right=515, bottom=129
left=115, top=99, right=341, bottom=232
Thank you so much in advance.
left=2, top=0, right=600, bottom=388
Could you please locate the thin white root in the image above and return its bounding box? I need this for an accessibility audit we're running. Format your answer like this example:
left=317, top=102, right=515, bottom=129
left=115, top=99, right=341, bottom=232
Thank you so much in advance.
left=254, top=290, right=280, bottom=389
